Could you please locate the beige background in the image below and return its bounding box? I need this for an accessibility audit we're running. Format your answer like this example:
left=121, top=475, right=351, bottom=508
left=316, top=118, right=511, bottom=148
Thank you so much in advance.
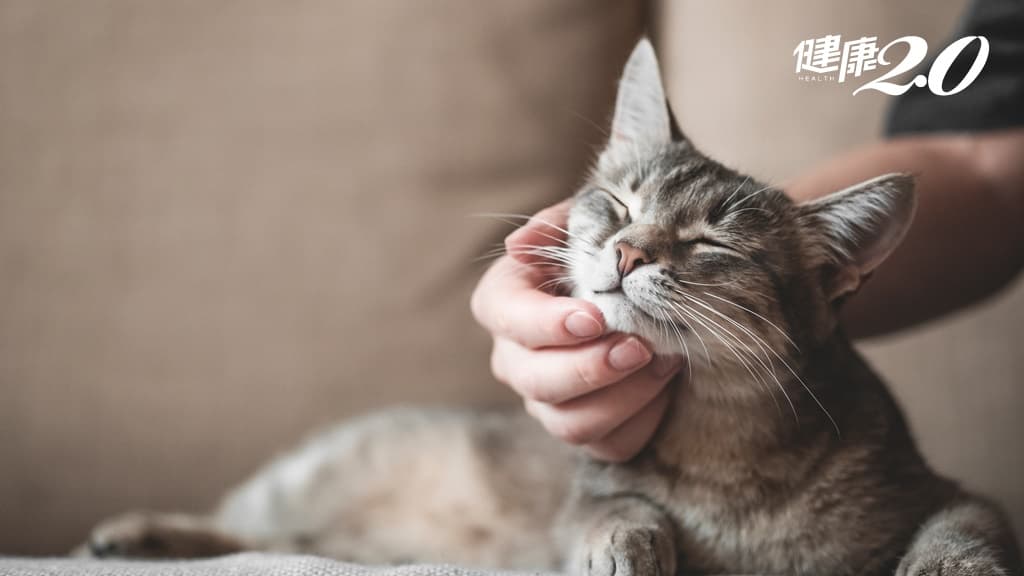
left=1, top=0, right=1020, bottom=557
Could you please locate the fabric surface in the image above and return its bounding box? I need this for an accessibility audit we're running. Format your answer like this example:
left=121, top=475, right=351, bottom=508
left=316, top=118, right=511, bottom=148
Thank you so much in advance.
left=0, top=554, right=552, bottom=576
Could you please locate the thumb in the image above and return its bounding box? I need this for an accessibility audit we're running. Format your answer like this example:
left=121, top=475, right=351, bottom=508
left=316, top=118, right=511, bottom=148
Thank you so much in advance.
left=505, top=199, right=574, bottom=264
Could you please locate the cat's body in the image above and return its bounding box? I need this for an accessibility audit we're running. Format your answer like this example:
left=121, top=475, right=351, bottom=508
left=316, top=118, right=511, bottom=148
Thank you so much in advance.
left=84, top=40, right=1020, bottom=575
left=565, top=337, right=987, bottom=576
left=214, top=408, right=573, bottom=568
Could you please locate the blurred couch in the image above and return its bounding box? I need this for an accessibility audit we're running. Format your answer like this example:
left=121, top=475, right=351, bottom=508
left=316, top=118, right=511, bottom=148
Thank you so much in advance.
left=0, top=0, right=1019, bottom=557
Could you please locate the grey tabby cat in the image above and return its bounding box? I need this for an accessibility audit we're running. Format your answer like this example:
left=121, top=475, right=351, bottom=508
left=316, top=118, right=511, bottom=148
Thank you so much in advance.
left=84, top=39, right=1020, bottom=576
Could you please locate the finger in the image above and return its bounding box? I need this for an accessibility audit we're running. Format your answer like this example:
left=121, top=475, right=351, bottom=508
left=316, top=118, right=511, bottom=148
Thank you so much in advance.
left=583, top=386, right=673, bottom=463
left=471, top=256, right=604, bottom=349
left=494, top=335, right=664, bottom=404
left=504, top=200, right=574, bottom=265
left=522, top=355, right=683, bottom=445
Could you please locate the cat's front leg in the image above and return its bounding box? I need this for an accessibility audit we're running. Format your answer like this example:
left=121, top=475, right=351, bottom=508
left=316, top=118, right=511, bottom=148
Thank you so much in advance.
left=896, top=498, right=1020, bottom=576
left=558, top=493, right=677, bottom=576
left=79, top=511, right=248, bottom=559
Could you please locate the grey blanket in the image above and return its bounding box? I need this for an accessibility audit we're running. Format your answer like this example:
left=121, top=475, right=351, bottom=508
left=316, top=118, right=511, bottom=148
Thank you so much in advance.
left=0, top=554, right=550, bottom=576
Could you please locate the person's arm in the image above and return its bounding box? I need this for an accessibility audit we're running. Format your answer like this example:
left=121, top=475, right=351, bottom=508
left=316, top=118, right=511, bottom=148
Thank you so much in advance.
left=787, top=127, right=1024, bottom=338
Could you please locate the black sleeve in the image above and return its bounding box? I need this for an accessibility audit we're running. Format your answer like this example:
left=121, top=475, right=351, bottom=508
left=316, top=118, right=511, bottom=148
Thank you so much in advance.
left=886, top=0, right=1024, bottom=136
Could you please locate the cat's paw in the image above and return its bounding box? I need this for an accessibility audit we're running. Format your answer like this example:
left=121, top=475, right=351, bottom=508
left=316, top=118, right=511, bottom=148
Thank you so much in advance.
left=577, top=526, right=675, bottom=576
left=85, top=512, right=171, bottom=558
left=896, top=546, right=1009, bottom=576
left=83, top=511, right=242, bottom=559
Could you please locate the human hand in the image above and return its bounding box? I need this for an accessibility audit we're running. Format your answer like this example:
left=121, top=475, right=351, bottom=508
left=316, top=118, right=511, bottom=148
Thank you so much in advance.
left=471, top=200, right=685, bottom=462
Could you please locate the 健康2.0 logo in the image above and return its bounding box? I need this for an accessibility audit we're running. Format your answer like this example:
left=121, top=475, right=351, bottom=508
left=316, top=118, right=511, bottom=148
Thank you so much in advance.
left=793, top=35, right=988, bottom=96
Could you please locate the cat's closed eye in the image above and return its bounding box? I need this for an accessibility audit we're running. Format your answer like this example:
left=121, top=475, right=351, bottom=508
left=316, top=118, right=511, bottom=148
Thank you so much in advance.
left=679, top=236, right=739, bottom=254
left=588, top=189, right=631, bottom=223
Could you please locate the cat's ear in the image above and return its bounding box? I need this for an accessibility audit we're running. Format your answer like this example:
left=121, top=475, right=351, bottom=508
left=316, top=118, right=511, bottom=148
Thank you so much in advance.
left=798, top=173, right=916, bottom=303
left=601, top=38, right=682, bottom=167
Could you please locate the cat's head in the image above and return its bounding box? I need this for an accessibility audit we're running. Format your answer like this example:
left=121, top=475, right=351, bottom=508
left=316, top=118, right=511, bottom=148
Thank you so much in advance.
left=566, top=39, right=915, bottom=386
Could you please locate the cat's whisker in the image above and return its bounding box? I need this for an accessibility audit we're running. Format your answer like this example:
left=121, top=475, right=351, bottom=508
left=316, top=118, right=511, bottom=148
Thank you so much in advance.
left=538, top=264, right=575, bottom=272
left=505, top=249, right=571, bottom=264
left=756, top=341, right=839, bottom=437
left=569, top=108, right=610, bottom=138
left=569, top=235, right=602, bottom=255
left=473, top=241, right=517, bottom=261
left=667, top=295, right=765, bottom=381
left=701, top=291, right=799, bottom=351
left=654, top=309, right=680, bottom=368
left=695, top=300, right=781, bottom=367
left=515, top=255, right=579, bottom=271
left=669, top=291, right=794, bottom=417
left=672, top=294, right=766, bottom=367
left=652, top=308, right=671, bottom=353
left=477, top=233, right=596, bottom=273
left=727, top=183, right=774, bottom=211
left=668, top=278, right=772, bottom=309
left=668, top=298, right=773, bottom=403
left=508, top=245, right=581, bottom=266
left=468, top=212, right=587, bottom=244
left=661, top=301, right=711, bottom=367
left=473, top=246, right=505, bottom=260
left=681, top=292, right=838, bottom=436
left=481, top=258, right=577, bottom=287
left=476, top=238, right=574, bottom=261
left=664, top=309, right=693, bottom=382
left=472, top=251, right=506, bottom=264
left=514, top=241, right=594, bottom=261
left=468, top=214, right=575, bottom=248
left=536, top=275, right=574, bottom=294
left=657, top=281, right=797, bottom=420
left=667, top=274, right=737, bottom=288
left=676, top=292, right=793, bottom=419
left=655, top=307, right=693, bottom=385
left=513, top=244, right=573, bottom=253
left=689, top=295, right=781, bottom=375
left=721, top=175, right=750, bottom=209
left=675, top=292, right=771, bottom=363
left=517, top=228, right=573, bottom=249
left=473, top=243, right=588, bottom=271
left=727, top=207, right=773, bottom=218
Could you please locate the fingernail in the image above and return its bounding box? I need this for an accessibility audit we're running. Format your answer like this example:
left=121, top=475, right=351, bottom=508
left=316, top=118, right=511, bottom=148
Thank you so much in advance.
left=608, top=337, right=652, bottom=372
left=565, top=311, right=603, bottom=339
left=653, top=355, right=683, bottom=378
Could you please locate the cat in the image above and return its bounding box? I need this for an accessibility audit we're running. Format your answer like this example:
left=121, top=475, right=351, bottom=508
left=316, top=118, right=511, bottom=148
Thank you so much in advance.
left=82, top=39, right=1020, bottom=576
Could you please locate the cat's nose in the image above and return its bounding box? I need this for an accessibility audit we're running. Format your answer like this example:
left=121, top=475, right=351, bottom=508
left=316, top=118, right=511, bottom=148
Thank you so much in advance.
left=615, top=241, right=650, bottom=278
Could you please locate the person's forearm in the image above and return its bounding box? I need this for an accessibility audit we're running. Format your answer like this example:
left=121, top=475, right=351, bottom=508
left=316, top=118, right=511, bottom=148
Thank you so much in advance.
left=787, top=128, right=1024, bottom=338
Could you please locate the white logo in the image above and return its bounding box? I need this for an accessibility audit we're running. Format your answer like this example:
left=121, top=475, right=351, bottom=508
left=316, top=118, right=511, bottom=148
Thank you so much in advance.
left=793, top=35, right=989, bottom=96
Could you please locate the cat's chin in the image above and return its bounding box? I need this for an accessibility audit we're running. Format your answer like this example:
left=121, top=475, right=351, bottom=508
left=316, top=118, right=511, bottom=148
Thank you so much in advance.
left=581, top=291, right=683, bottom=356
